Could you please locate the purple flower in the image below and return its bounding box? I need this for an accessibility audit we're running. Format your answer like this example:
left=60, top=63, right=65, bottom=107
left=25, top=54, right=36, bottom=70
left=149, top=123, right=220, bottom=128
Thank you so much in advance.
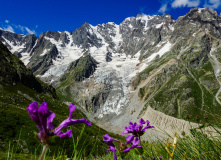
left=124, top=136, right=142, bottom=152
left=103, top=134, right=142, bottom=160
left=27, top=102, right=91, bottom=145
left=103, top=134, right=119, bottom=160
left=121, top=118, right=154, bottom=137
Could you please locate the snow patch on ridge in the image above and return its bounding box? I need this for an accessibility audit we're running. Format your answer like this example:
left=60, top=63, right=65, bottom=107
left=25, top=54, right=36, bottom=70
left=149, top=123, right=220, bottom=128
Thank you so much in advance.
left=20, top=52, right=31, bottom=65
left=2, top=36, right=25, bottom=53
left=41, top=33, right=83, bottom=78
left=156, top=23, right=163, bottom=28
left=2, top=36, right=32, bottom=65
left=40, top=49, right=49, bottom=56
left=137, top=14, right=154, bottom=30
left=139, top=42, right=172, bottom=73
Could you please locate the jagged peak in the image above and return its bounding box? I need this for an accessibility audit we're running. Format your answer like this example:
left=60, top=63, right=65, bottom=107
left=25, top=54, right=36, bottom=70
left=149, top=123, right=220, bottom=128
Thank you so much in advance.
left=136, top=14, right=155, bottom=21
left=162, top=13, right=174, bottom=20
left=180, top=8, right=219, bottom=21
left=107, top=22, right=116, bottom=25
left=72, top=22, right=95, bottom=34
left=123, top=16, right=136, bottom=22
left=98, top=22, right=117, bottom=27
left=81, top=22, right=91, bottom=28
left=45, top=30, right=61, bottom=37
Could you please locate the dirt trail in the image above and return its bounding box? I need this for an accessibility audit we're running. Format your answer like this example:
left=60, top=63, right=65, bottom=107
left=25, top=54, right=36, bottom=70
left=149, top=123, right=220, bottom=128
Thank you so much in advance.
left=139, top=59, right=176, bottom=88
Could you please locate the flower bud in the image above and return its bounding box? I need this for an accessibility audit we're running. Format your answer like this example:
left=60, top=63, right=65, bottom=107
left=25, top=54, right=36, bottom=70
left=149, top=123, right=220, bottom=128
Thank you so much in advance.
left=172, top=132, right=177, bottom=148
left=166, top=138, right=170, bottom=149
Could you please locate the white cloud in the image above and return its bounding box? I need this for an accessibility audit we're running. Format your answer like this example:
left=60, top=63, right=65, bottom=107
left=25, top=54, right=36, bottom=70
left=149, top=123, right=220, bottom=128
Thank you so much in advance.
left=25, top=27, right=36, bottom=35
left=159, top=4, right=168, bottom=13
left=204, top=0, right=221, bottom=9
left=35, top=25, right=38, bottom=28
left=3, top=25, right=14, bottom=33
left=5, top=20, right=9, bottom=23
left=171, top=0, right=200, bottom=8
left=0, top=22, right=36, bottom=35
left=18, top=25, right=25, bottom=32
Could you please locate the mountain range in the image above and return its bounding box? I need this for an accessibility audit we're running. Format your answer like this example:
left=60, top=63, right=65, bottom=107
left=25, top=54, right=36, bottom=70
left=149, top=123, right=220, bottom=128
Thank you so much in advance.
left=1, top=8, right=221, bottom=137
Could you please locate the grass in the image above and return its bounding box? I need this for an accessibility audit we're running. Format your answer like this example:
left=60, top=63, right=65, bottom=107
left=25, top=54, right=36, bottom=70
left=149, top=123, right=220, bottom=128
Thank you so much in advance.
left=0, top=81, right=123, bottom=159
left=1, top=122, right=221, bottom=160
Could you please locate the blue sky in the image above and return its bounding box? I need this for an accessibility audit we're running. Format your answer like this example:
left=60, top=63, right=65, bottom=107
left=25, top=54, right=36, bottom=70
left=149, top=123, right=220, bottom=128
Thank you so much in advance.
left=0, top=0, right=220, bottom=36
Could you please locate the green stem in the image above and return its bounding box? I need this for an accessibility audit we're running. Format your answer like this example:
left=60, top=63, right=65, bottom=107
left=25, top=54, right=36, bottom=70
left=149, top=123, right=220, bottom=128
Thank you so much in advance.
left=139, top=136, right=142, bottom=160
left=39, top=145, right=48, bottom=160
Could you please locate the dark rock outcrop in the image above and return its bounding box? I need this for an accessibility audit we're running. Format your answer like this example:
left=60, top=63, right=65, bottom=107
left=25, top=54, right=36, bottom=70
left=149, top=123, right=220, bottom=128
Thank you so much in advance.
left=0, top=41, right=57, bottom=98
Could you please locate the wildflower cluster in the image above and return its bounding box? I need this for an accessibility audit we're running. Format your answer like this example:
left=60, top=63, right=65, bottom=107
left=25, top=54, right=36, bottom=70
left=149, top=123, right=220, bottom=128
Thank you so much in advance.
left=121, top=118, right=155, bottom=138
left=103, top=134, right=142, bottom=160
left=103, top=118, right=155, bottom=160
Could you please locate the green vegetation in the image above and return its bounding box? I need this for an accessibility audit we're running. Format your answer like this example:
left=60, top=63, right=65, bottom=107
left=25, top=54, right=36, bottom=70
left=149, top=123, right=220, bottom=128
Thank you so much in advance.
left=59, top=54, right=98, bottom=86
left=135, top=35, right=221, bottom=127
left=1, top=123, right=221, bottom=160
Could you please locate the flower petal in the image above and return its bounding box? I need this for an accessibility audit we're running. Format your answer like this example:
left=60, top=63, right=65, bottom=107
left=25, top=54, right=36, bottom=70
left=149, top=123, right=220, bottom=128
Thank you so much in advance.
left=121, top=130, right=129, bottom=135
left=105, top=145, right=117, bottom=152
left=123, top=145, right=142, bottom=153
left=27, top=102, right=42, bottom=131
left=47, top=112, right=55, bottom=130
left=68, top=104, right=76, bottom=119
left=38, top=102, right=52, bottom=133
left=126, top=135, right=134, bottom=144
left=123, top=147, right=131, bottom=152
left=103, top=134, right=119, bottom=142
left=57, top=130, right=72, bottom=139
left=132, top=137, right=140, bottom=146
left=143, top=124, right=155, bottom=131
left=54, top=118, right=91, bottom=134
left=138, top=118, right=146, bottom=124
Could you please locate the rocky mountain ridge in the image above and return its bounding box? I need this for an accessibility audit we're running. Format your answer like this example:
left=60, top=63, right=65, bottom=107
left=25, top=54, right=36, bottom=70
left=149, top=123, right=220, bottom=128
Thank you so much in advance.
left=1, top=8, right=221, bottom=131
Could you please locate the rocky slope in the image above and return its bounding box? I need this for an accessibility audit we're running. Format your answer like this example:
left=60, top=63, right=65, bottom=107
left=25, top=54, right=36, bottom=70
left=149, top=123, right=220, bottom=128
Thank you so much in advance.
left=1, top=8, right=221, bottom=135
